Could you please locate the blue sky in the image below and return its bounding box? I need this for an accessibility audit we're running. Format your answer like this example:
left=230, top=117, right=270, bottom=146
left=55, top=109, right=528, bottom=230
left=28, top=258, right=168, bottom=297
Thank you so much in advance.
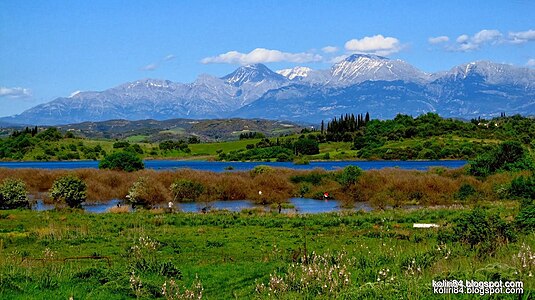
left=1, top=0, right=534, bottom=117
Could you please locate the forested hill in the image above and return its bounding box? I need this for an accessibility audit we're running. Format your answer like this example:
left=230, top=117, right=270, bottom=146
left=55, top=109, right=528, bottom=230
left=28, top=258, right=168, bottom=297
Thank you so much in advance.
left=0, top=113, right=533, bottom=162
left=316, top=113, right=534, bottom=160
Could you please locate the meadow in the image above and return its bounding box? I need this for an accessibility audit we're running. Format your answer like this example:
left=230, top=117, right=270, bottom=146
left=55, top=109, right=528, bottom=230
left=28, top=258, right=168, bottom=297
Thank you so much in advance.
left=0, top=202, right=533, bottom=299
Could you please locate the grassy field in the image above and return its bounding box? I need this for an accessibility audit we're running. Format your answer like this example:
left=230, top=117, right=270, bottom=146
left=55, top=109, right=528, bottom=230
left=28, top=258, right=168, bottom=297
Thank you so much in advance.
left=0, top=203, right=533, bottom=299
left=189, top=139, right=262, bottom=156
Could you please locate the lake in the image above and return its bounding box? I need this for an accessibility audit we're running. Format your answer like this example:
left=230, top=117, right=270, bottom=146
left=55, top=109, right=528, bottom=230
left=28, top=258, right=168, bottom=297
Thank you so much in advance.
left=0, top=159, right=466, bottom=172
left=32, top=198, right=374, bottom=214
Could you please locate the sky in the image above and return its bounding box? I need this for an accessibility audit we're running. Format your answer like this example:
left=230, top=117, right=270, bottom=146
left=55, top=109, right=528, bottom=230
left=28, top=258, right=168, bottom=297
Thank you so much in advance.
left=1, top=0, right=534, bottom=117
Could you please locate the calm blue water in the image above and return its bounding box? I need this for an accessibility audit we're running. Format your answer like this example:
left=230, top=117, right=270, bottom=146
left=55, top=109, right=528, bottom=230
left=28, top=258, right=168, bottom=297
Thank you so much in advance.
left=0, top=159, right=466, bottom=172
left=32, top=198, right=374, bottom=214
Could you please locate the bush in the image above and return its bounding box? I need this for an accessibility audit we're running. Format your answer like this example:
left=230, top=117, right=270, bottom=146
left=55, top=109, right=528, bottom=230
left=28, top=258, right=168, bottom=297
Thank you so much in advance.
left=451, top=208, right=515, bottom=257
left=170, top=179, right=205, bottom=202
left=293, top=157, right=310, bottom=165
left=276, top=153, right=291, bottom=162
left=469, top=141, right=534, bottom=176
left=127, top=144, right=144, bottom=154
left=36, top=127, right=63, bottom=141
left=0, top=178, right=29, bottom=209
left=293, top=138, right=319, bottom=155
left=508, top=175, right=535, bottom=199
left=113, top=141, right=130, bottom=148
left=188, top=136, right=200, bottom=144
left=127, top=177, right=170, bottom=207
left=516, top=203, right=535, bottom=233
left=250, top=165, right=273, bottom=176
left=455, top=183, right=476, bottom=201
left=49, top=175, right=87, bottom=208
left=159, top=140, right=190, bottom=152
left=99, top=151, right=144, bottom=172
left=337, top=166, right=363, bottom=187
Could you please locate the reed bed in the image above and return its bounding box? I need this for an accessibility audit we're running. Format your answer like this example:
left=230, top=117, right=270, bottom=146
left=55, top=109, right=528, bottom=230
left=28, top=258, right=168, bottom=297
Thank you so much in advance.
left=0, top=166, right=525, bottom=207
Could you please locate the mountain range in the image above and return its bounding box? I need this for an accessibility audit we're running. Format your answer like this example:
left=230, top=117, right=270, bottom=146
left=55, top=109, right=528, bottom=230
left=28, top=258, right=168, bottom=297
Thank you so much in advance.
left=2, top=54, right=534, bottom=125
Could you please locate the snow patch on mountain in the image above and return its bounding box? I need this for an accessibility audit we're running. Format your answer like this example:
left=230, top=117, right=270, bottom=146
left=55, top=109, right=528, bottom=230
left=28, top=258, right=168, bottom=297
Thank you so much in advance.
left=221, top=63, right=287, bottom=86
left=276, top=67, right=313, bottom=80
left=329, top=54, right=429, bottom=84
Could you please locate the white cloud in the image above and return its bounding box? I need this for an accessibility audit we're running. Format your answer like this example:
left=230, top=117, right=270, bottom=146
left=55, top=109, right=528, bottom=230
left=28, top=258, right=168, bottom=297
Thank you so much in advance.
left=164, top=54, right=176, bottom=61
left=454, top=42, right=479, bottom=52
left=428, top=36, right=449, bottom=44
left=435, top=28, right=535, bottom=52
left=527, top=58, right=535, bottom=67
left=0, top=87, right=31, bottom=98
left=452, top=29, right=502, bottom=52
left=508, top=29, right=535, bottom=44
left=456, top=34, right=470, bottom=43
left=321, top=46, right=338, bottom=53
left=140, top=54, right=176, bottom=71
left=201, top=48, right=323, bottom=65
left=344, top=34, right=402, bottom=56
left=141, top=63, right=158, bottom=71
left=472, top=29, right=502, bottom=44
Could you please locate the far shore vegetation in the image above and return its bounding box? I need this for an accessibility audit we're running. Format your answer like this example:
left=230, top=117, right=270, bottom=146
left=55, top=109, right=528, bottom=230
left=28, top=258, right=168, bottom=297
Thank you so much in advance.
left=0, top=113, right=533, bottom=163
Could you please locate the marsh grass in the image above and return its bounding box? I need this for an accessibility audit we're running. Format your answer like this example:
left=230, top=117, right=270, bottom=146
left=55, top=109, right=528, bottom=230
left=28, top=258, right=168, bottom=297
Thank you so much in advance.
left=107, top=205, right=130, bottom=213
left=0, top=167, right=531, bottom=210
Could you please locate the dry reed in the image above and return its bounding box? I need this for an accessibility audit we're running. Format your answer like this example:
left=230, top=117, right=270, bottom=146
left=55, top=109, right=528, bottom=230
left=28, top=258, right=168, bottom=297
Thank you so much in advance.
left=0, top=166, right=524, bottom=206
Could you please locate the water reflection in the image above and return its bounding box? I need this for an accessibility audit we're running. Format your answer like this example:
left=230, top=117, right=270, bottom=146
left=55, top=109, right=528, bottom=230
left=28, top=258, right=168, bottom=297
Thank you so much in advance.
left=31, top=198, right=377, bottom=214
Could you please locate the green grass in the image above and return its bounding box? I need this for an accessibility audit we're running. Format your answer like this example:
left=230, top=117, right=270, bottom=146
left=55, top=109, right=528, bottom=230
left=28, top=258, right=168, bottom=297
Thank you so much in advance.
left=2, top=135, right=271, bottom=161
left=189, top=138, right=262, bottom=155
left=0, top=203, right=533, bottom=299
left=296, top=141, right=358, bottom=160
left=125, top=135, right=150, bottom=143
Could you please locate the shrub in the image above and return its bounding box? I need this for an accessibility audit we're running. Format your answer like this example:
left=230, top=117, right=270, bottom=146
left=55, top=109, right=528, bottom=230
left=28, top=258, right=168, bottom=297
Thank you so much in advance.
left=469, top=141, right=534, bottom=176
left=290, top=172, right=326, bottom=185
left=276, top=153, right=291, bottom=162
left=0, top=178, right=29, bottom=209
left=127, top=144, right=144, bottom=154
left=49, top=175, right=87, bottom=208
left=113, top=141, right=130, bottom=148
left=508, top=175, right=535, bottom=199
left=250, top=165, right=273, bottom=176
left=36, top=127, right=63, bottom=141
left=337, top=165, right=363, bottom=187
left=293, top=138, right=319, bottom=155
left=170, top=179, right=204, bottom=202
left=188, top=136, right=200, bottom=144
left=516, top=203, right=535, bottom=233
left=159, top=140, right=190, bottom=152
left=293, top=157, right=310, bottom=165
left=99, top=151, right=144, bottom=172
left=455, top=183, right=476, bottom=201
left=127, top=177, right=170, bottom=207
left=452, top=208, right=515, bottom=257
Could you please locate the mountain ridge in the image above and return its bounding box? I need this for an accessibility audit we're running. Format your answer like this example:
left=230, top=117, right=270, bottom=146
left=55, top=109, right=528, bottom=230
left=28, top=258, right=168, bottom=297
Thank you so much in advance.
left=2, top=56, right=534, bottom=125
